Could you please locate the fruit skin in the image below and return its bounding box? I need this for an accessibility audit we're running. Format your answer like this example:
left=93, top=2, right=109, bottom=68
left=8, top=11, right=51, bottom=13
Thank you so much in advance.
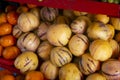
left=14, top=51, right=39, bottom=73
left=68, top=34, right=89, bottom=56
left=17, top=12, right=40, bottom=32
left=50, top=46, right=72, bottom=67
left=0, top=13, right=7, bottom=24
left=89, top=39, right=112, bottom=61
left=16, top=5, right=29, bottom=14
left=7, top=11, right=19, bottom=25
left=40, top=60, right=59, bottom=80
left=86, top=73, right=106, bottom=80
left=79, top=53, right=100, bottom=75
left=94, top=14, right=109, bottom=24
left=0, top=23, right=12, bottom=36
left=110, top=18, right=120, bottom=30
left=40, top=7, right=59, bottom=22
left=47, top=24, right=71, bottom=46
left=2, top=46, right=20, bottom=59
left=1, top=74, right=15, bottom=80
left=59, top=63, right=83, bottom=80
left=25, top=71, right=44, bottom=80
left=87, top=22, right=115, bottom=40
left=17, top=32, right=40, bottom=52
left=102, top=59, right=120, bottom=80
left=0, top=35, right=16, bottom=47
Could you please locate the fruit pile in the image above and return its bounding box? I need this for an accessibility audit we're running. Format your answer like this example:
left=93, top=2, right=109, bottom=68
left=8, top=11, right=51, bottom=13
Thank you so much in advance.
left=0, top=1, right=120, bottom=80
left=100, top=0, right=120, bottom=4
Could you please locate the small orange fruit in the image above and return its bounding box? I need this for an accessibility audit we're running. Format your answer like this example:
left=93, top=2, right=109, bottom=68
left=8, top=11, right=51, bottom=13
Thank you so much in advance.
left=16, top=6, right=29, bottom=14
left=2, top=46, right=20, bottom=59
left=0, top=13, right=7, bottom=24
left=0, top=45, right=3, bottom=56
left=0, top=69, right=12, bottom=78
left=27, top=3, right=37, bottom=8
left=0, top=23, right=12, bottom=36
left=7, top=11, right=19, bottom=25
left=0, top=35, right=16, bottom=47
left=25, top=71, right=44, bottom=80
left=1, top=74, right=15, bottom=80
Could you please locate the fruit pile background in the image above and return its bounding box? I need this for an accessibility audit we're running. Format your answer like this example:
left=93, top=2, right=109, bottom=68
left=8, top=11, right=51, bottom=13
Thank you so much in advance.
left=0, top=1, right=120, bottom=80
left=100, top=0, right=120, bottom=4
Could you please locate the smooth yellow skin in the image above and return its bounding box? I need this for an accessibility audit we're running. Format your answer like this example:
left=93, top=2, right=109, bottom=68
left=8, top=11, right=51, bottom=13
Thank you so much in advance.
left=59, top=63, right=83, bottom=80
left=47, top=24, right=72, bottom=46
left=14, top=51, right=38, bottom=73
left=89, top=39, right=112, bottom=61
left=86, top=73, right=106, bottom=80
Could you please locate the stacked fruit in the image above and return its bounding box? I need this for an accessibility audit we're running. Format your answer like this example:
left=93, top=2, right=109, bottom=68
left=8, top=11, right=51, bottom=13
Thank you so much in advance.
left=101, top=0, right=120, bottom=4
left=0, top=2, right=120, bottom=80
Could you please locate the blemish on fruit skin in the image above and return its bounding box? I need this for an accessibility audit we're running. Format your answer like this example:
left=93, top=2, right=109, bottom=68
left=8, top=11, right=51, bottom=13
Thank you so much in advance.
left=24, top=57, right=32, bottom=67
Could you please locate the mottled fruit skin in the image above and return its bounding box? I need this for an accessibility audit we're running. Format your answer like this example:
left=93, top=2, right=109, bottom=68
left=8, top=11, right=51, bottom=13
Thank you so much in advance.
left=86, top=73, right=106, bottom=80
left=102, top=59, right=120, bottom=80
left=79, top=53, right=100, bottom=75
left=14, top=51, right=38, bottom=73
left=50, top=46, right=72, bottom=67
left=59, top=63, right=83, bottom=80
left=17, top=12, right=39, bottom=32
left=47, top=24, right=71, bottom=46
left=40, top=7, right=58, bottom=22
left=87, top=21, right=114, bottom=40
left=89, top=39, right=112, bottom=61
left=17, top=32, right=40, bottom=52
left=68, top=34, right=89, bottom=56
left=40, top=60, right=58, bottom=80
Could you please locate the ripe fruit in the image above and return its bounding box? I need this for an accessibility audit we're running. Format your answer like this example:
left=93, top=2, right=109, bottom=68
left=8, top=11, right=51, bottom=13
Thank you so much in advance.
left=25, top=71, right=44, bottom=80
left=0, top=23, right=12, bottom=36
left=16, top=6, right=29, bottom=14
left=0, top=69, right=12, bottom=79
left=0, top=13, right=7, bottom=24
left=1, top=74, right=15, bottom=80
left=0, top=35, right=16, bottom=47
left=7, top=11, right=19, bottom=25
left=2, top=46, right=20, bottom=59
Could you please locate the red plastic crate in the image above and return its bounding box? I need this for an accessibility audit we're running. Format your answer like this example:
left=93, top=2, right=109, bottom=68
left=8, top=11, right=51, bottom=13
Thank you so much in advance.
left=6, top=0, right=120, bottom=17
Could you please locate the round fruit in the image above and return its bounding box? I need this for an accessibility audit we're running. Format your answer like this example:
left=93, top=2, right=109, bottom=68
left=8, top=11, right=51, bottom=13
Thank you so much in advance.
left=2, top=46, right=20, bottom=59
left=94, top=14, right=109, bottom=24
left=25, top=71, right=44, bottom=80
left=0, top=45, right=3, bottom=56
left=0, top=23, right=12, bottom=36
left=89, top=39, right=112, bottom=61
left=102, top=59, right=120, bottom=80
left=37, top=41, right=53, bottom=60
left=79, top=53, right=100, bottom=75
left=40, top=7, right=59, bottom=22
left=14, top=51, right=39, bottom=73
left=0, top=13, right=7, bottom=24
left=17, top=32, right=40, bottom=52
left=1, top=74, right=15, bottom=80
left=59, top=63, right=83, bottom=80
left=110, top=17, right=120, bottom=30
left=68, top=34, right=89, bottom=56
left=0, top=35, right=16, bottom=47
left=40, top=60, right=58, bottom=80
left=17, top=12, right=39, bottom=32
left=87, top=21, right=114, bottom=40
left=7, top=11, right=19, bottom=25
left=47, top=24, right=71, bottom=46
left=86, top=73, right=106, bottom=80
left=50, top=46, right=72, bottom=67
